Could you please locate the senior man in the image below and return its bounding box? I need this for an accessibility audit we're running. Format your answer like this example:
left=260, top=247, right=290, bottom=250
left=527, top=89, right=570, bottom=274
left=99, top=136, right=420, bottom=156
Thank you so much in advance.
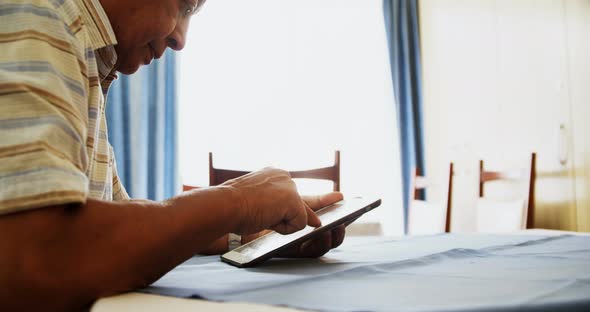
left=0, top=0, right=346, bottom=310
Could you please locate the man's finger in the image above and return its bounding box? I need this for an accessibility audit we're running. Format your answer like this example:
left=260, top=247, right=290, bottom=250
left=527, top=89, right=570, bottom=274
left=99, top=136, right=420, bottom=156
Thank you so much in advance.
left=332, top=225, right=346, bottom=248
left=306, top=205, right=321, bottom=227
left=302, top=192, right=344, bottom=211
left=300, top=231, right=332, bottom=258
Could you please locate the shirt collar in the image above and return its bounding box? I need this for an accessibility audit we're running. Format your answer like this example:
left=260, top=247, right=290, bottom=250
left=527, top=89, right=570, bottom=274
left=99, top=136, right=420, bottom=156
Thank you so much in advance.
left=77, top=0, right=118, bottom=49
left=76, top=0, right=119, bottom=81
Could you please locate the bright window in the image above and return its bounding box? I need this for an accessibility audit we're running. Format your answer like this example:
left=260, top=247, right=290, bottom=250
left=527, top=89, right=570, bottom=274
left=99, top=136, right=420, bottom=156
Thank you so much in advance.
left=178, top=0, right=403, bottom=235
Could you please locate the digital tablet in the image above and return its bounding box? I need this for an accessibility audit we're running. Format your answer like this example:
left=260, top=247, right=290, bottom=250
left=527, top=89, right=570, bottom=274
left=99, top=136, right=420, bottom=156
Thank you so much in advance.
left=221, top=197, right=381, bottom=268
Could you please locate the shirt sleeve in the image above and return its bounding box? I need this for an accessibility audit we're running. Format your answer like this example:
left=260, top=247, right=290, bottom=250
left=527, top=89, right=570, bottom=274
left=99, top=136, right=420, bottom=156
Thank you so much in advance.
left=0, top=1, right=89, bottom=215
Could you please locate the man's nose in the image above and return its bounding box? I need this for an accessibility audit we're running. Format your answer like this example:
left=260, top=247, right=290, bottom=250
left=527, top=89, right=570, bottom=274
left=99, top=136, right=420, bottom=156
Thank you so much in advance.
left=167, top=28, right=186, bottom=51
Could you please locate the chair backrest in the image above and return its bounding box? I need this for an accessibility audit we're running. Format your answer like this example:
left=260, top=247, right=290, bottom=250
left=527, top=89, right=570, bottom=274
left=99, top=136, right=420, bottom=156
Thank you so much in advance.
left=477, top=153, right=536, bottom=231
left=207, top=151, right=341, bottom=191
left=408, top=163, right=454, bottom=235
left=189, top=151, right=385, bottom=236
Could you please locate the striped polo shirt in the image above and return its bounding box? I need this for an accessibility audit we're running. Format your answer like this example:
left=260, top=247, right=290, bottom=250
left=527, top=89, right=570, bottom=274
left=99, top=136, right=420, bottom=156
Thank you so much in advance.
left=0, top=0, right=129, bottom=215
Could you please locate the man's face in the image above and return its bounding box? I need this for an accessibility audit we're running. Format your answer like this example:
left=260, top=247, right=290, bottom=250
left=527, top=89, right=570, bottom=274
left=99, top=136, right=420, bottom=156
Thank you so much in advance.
left=104, top=0, right=205, bottom=74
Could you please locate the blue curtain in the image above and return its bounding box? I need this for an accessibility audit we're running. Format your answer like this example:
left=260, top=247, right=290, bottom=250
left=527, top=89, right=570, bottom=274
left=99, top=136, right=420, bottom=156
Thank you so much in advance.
left=383, top=0, right=426, bottom=234
left=106, top=51, right=178, bottom=201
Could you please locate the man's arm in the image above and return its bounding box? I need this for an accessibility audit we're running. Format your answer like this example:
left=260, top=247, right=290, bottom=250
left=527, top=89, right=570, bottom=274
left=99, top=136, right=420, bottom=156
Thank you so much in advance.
left=0, top=168, right=325, bottom=312
left=0, top=186, right=240, bottom=311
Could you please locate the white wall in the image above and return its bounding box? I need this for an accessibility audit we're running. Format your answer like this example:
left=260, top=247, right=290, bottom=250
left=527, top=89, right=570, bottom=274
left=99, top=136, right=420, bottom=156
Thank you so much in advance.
left=419, top=0, right=590, bottom=231
left=566, top=0, right=590, bottom=231
left=178, top=0, right=404, bottom=235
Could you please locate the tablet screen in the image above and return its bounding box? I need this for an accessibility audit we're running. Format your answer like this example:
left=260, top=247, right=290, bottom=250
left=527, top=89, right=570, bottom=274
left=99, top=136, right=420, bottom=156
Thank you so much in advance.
left=222, top=197, right=381, bottom=267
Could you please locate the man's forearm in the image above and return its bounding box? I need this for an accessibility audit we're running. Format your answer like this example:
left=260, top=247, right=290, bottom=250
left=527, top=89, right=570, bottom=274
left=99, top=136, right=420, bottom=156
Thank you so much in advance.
left=0, top=186, right=241, bottom=311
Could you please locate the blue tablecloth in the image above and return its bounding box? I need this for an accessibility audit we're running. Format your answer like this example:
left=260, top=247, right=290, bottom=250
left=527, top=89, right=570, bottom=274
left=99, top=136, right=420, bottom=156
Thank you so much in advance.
left=144, top=233, right=590, bottom=311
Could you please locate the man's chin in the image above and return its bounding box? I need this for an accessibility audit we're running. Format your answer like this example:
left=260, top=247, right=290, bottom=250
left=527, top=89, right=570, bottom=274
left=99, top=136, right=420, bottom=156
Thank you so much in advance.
left=116, top=62, right=141, bottom=75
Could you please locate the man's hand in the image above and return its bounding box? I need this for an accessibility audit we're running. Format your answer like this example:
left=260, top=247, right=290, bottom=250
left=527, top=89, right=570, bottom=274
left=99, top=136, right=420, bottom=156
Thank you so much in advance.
left=243, top=192, right=346, bottom=258
left=221, top=167, right=321, bottom=235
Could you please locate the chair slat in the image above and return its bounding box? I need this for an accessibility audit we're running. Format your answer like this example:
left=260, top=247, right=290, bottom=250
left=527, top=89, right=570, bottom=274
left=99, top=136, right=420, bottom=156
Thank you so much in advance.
left=208, top=151, right=340, bottom=192
left=479, top=153, right=536, bottom=229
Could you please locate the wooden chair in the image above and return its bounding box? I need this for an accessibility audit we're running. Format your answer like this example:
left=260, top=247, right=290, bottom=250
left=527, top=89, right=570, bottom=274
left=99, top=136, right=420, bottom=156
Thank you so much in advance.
left=184, top=151, right=385, bottom=236
left=408, top=163, right=454, bottom=235
left=184, top=151, right=340, bottom=191
left=477, top=153, right=536, bottom=231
